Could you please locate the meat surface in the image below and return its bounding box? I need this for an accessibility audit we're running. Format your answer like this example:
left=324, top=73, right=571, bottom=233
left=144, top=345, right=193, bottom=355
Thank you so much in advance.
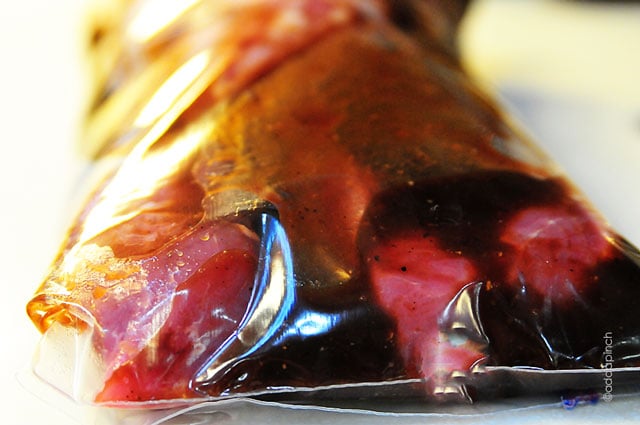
left=368, top=233, right=487, bottom=387
left=500, top=205, right=613, bottom=303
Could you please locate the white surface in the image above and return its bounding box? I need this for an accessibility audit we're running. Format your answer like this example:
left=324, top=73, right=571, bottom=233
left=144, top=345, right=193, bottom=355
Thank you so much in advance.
left=1, top=0, right=639, bottom=424
left=1, top=0, right=86, bottom=424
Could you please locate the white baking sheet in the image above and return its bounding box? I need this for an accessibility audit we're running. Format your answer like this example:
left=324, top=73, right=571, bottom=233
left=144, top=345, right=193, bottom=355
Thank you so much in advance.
left=2, top=0, right=639, bottom=423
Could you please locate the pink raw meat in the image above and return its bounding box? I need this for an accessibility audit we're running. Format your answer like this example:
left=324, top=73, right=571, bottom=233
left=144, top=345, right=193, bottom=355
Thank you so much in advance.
left=500, top=205, right=613, bottom=303
left=93, top=221, right=259, bottom=403
left=368, top=232, right=486, bottom=385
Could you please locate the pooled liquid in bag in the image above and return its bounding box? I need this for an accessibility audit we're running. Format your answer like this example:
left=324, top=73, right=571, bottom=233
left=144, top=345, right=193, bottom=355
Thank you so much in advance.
left=27, top=0, right=640, bottom=405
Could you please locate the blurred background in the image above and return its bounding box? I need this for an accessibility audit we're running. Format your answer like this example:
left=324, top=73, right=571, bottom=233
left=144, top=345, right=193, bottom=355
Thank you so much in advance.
left=461, top=0, right=640, bottom=247
left=0, top=0, right=639, bottom=423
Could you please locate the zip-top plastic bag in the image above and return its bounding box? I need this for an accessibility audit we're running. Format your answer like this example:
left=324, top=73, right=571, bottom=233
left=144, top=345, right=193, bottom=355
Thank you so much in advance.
left=27, top=0, right=640, bottom=412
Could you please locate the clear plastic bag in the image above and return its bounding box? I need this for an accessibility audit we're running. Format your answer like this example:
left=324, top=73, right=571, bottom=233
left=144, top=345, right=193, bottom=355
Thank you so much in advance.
left=26, top=0, right=640, bottom=413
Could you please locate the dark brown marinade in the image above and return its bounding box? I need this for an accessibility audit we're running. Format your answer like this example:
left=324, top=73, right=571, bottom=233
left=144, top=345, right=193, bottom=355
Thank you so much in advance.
left=191, top=20, right=640, bottom=397
left=199, top=170, right=640, bottom=397
left=203, top=302, right=404, bottom=396
left=485, top=247, right=640, bottom=370
left=362, top=171, right=640, bottom=370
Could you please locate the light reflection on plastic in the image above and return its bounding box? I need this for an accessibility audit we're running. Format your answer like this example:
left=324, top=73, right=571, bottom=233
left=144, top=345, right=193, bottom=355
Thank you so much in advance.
left=128, top=0, right=201, bottom=42
left=72, top=122, right=210, bottom=251
left=141, top=295, right=174, bottom=366
left=291, top=310, right=340, bottom=338
left=235, top=213, right=296, bottom=353
left=440, top=282, right=488, bottom=346
left=135, top=50, right=211, bottom=127
left=194, top=214, right=296, bottom=385
left=238, top=238, right=289, bottom=346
